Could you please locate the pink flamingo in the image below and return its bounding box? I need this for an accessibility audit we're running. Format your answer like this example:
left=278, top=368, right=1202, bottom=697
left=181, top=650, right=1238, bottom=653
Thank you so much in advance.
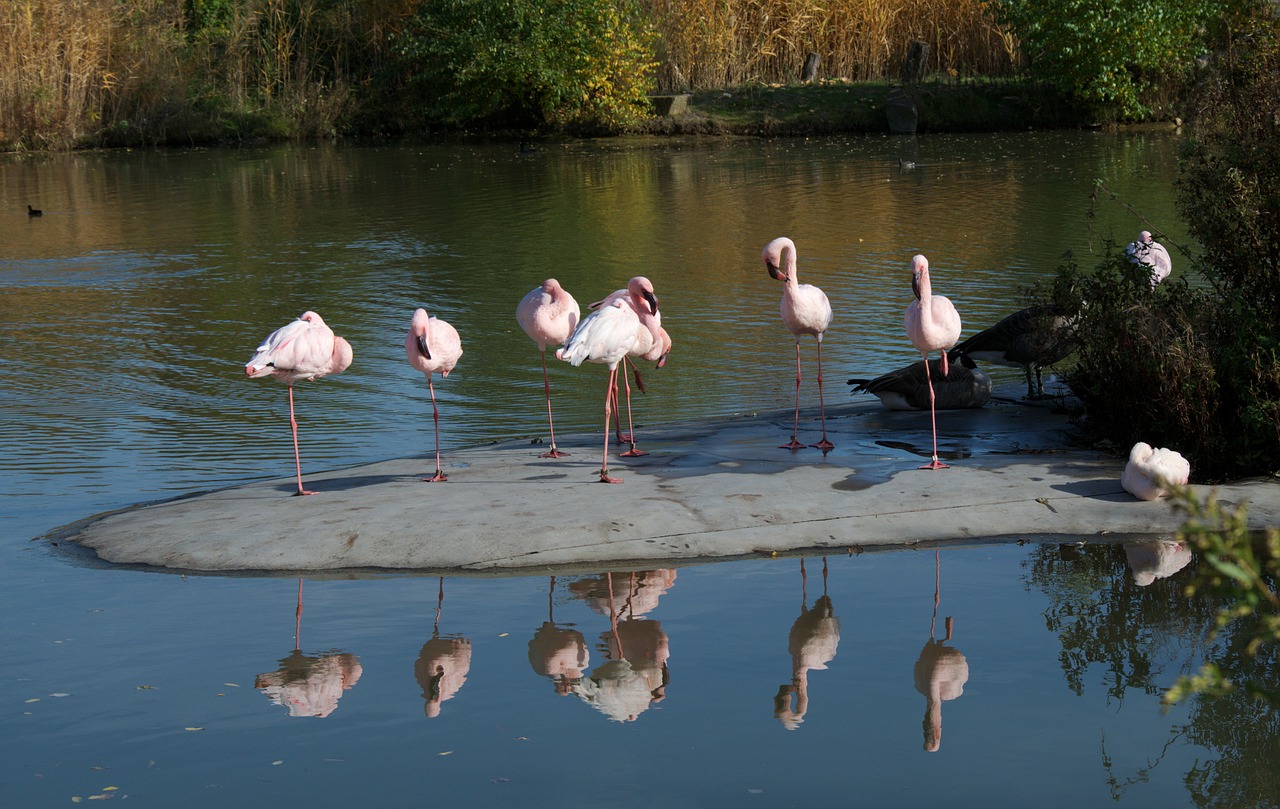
left=1126, top=230, right=1173, bottom=287
left=590, top=278, right=665, bottom=457
left=245, top=311, right=353, bottom=496
left=904, top=254, right=962, bottom=470
left=405, top=307, right=463, bottom=482
left=557, top=282, right=658, bottom=483
left=763, top=237, right=835, bottom=451
left=517, top=279, right=581, bottom=458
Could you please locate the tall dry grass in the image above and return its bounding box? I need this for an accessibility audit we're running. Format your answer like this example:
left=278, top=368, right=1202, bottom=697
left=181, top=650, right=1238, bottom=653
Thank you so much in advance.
left=648, top=0, right=1014, bottom=91
left=0, top=0, right=186, bottom=149
left=2, top=0, right=1015, bottom=148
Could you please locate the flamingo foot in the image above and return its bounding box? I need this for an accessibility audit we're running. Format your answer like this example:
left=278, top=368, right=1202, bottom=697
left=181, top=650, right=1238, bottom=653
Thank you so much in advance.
left=424, top=470, right=449, bottom=482
left=811, top=439, right=835, bottom=451
left=292, top=489, right=318, bottom=497
left=620, top=445, right=649, bottom=458
left=918, top=458, right=950, bottom=470
left=540, top=448, right=571, bottom=458
left=614, top=433, right=635, bottom=445
left=599, top=469, right=624, bottom=484
left=779, top=438, right=806, bottom=450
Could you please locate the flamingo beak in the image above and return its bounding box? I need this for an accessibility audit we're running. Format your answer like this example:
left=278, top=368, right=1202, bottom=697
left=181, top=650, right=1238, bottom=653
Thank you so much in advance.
left=911, top=272, right=923, bottom=300
left=767, top=261, right=787, bottom=282
left=416, top=333, right=432, bottom=360
left=643, top=289, right=659, bottom=315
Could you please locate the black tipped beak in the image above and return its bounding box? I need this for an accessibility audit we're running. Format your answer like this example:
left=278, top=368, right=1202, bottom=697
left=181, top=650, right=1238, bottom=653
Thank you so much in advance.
left=767, top=262, right=785, bottom=281
left=643, top=289, right=659, bottom=315
left=416, top=334, right=432, bottom=360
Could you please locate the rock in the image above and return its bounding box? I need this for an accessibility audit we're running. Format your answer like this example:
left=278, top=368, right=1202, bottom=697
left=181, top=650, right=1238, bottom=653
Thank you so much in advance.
left=650, top=94, right=692, bottom=117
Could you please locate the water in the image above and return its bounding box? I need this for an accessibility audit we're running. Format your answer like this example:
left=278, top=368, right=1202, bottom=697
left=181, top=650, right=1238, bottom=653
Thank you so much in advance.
left=4, top=133, right=1273, bottom=807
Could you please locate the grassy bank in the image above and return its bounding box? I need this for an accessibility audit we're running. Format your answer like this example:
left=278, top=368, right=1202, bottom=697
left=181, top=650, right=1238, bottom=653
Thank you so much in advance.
left=636, top=76, right=1086, bottom=136
left=0, top=0, right=1040, bottom=150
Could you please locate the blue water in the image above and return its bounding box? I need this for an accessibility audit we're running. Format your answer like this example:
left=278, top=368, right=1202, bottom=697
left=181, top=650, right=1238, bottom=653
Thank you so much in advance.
left=3, top=134, right=1269, bottom=807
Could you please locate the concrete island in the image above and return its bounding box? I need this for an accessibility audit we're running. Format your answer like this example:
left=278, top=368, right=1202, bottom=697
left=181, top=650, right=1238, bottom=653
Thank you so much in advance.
left=46, top=386, right=1280, bottom=575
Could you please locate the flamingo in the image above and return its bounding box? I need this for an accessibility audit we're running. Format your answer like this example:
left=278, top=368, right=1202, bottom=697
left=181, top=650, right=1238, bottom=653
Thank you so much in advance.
left=516, top=279, right=581, bottom=458
left=245, top=311, right=353, bottom=496
left=762, top=237, right=835, bottom=451
left=1121, top=441, right=1190, bottom=501
left=557, top=281, right=657, bottom=483
left=27, top=204, right=42, bottom=217
left=904, top=254, right=962, bottom=469
left=848, top=355, right=991, bottom=411
left=589, top=278, right=665, bottom=457
left=405, top=307, right=463, bottom=482
left=1126, top=230, right=1172, bottom=287
left=948, top=304, right=1076, bottom=400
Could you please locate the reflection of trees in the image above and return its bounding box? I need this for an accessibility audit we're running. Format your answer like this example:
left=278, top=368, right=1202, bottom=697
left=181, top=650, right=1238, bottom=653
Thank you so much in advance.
left=1182, top=639, right=1280, bottom=806
left=1025, top=542, right=1280, bottom=806
left=1025, top=542, right=1212, bottom=702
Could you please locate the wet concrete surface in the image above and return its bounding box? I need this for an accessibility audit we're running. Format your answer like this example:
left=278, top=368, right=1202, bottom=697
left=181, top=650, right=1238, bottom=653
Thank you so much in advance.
left=47, top=386, right=1280, bottom=574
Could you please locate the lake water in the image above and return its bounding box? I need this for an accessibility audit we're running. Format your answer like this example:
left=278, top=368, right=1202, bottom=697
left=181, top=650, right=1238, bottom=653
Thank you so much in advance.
left=4, top=133, right=1275, bottom=807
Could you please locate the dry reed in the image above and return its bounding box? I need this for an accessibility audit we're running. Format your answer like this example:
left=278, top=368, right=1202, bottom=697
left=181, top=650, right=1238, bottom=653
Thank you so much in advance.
left=647, top=0, right=1014, bottom=91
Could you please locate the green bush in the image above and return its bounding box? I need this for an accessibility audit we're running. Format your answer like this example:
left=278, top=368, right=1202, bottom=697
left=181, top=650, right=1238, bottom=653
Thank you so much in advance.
left=393, top=0, right=658, bottom=132
left=989, top=0, right=1225, bottom=120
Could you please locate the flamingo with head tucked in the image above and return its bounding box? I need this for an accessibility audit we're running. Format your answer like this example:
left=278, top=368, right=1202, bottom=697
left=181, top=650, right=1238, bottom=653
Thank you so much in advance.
left=558, top=279, right=658, bottom=483
left=517, top=279, right=580, bottom=458
left=590, top=278, right=665, bottom=457
left=245, top=311, right=353, bottom=496
left=762, top=237, right=835, bottom=451
left=905, top=255, right=962, bottom=470
left=406, top=308, right=463, bottom=482
left=1126, top=230, right=1172, bottom=287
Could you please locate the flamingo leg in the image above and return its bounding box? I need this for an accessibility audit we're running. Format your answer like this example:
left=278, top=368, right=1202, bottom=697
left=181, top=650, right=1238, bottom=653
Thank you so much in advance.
left=610, top=377, right=633, bottom=445
left=780, top=341, right=805, bottom=449
left=294, top=578, right=304, bottom=651
left=600, top=367, right=623, bottom=483
left=424, top=377, right=448, bottom=482
left=619, top=360, right=648, bottom=458
left=810, top=338, right=835, bottom=451
left=919, top=357, right=949, bottom=470
left=539, top=348, right=569, bottom=458
left=287, top=385, right=317, bottom=496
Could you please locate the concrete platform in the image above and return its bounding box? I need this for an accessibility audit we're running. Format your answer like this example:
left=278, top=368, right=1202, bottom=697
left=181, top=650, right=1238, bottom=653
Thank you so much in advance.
left=48, top=387, right=1280, bottom=574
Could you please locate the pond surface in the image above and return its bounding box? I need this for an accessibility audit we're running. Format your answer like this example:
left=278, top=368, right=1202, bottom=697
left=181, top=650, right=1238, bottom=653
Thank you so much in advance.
left=4, top=134, right=1275, bottom=806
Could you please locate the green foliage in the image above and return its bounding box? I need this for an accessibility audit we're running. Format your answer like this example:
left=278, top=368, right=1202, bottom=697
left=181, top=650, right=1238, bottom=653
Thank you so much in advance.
left=1177, top=13, right=1280, bottom=325
left=393, top=0, right=658, bottom=131
left=1164, top=488, right=1280, bottom=708
left=989, top=0, right=1225, bottom=119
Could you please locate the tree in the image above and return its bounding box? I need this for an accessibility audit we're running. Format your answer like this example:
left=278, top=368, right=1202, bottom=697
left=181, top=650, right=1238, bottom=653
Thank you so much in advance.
left=394, top=0, right=658, bottom=131
left=990, top=0, right=1224, bottom=120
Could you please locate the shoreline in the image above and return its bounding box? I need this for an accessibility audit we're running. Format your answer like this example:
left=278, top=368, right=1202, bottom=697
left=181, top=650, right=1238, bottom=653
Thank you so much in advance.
left=44, top=387, right=1280, bottom=576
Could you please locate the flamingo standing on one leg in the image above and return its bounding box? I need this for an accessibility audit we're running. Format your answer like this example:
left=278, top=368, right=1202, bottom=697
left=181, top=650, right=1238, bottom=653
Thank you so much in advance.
left=405, top=307, right=463, bottom=482
left=245, top=311, right=354, bottom=496
left=905, top=254, right=962, bottom=470
left=557, top=287, right=654, bottom=483
left=517, top=279, right=581, bottom=458
left=763, top=237, right=835, bottom=451
left=590, top=278, right=665, bottom=457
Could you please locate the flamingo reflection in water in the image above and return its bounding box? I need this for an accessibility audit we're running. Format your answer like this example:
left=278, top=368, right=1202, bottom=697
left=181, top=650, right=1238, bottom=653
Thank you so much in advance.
left=913, top=551, right=969, bottom=751
left=527, top=576, right=590, bottom=695
left=1123, top=540, right=1193, bottom=587
left=570, top=571, right=673, bottom=722
left=774, top=557, right=841, bottom=730
left=414, top=577, right=472, bottom=718
left=255, top=579, right=364, bottom=718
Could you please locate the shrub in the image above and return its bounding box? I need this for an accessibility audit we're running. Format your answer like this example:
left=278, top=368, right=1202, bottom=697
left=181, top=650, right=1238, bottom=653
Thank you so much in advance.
left=393, top=0, right=658, bottom=132
left=989, top=0, right=1225, bottom=120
